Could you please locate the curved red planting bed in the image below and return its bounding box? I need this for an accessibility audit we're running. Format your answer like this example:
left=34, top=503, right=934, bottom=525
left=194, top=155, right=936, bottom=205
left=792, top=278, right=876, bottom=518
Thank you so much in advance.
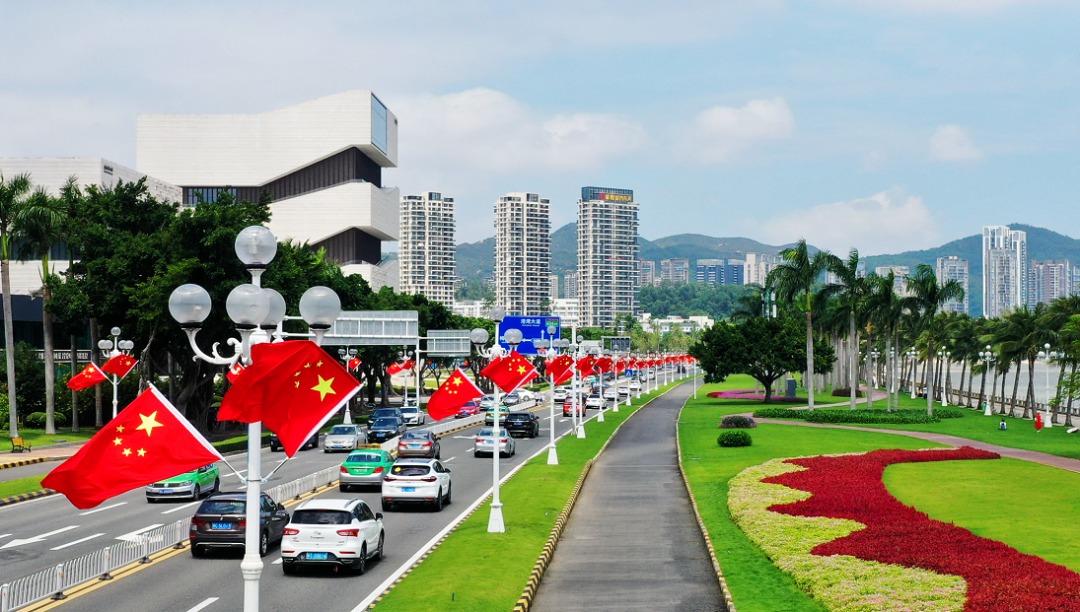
left=764, top=448, right=1080, bottom=612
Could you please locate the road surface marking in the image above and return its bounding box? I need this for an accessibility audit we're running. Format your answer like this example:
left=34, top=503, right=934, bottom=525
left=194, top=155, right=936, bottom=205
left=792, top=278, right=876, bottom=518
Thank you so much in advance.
left=116, top=524, right=163, bottom=541
left=466, top=447, right=475, bottom=452
left=51, top=533, right=105, bottom=550
left=0, top=534, right=10, bottom=540
left=79, top=502, right=127, bottom=516
left=452, top=435, right=472, bottom=439
left=1, top=525, right=80, bottom=549
left=223, top=469, right=248, bottom=479
left=442, top=457, right=456, bottom=463
left=161, top=500, right=201, bottom=515
left=271, top=558, right=282, bottom=565
left=185, top=597, right=219, bottom=612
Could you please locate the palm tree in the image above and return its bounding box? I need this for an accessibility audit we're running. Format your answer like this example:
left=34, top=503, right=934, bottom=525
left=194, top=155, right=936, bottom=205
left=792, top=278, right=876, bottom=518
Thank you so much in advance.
left=903, top=264, right=965, bottom=416
left=823, top=249, right=870, bottom=410
left=767, top=239, right=833, bottom=411
left=0, top=172, right=33, bottom=437
left=866, top=272, right=904, bottom=411
left=1040, top=295, right=1080, bottom=424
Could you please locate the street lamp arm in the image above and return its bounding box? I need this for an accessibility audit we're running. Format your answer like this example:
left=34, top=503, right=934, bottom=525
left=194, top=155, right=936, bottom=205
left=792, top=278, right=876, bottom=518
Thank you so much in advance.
left=182, top=328, right=242, bottom=366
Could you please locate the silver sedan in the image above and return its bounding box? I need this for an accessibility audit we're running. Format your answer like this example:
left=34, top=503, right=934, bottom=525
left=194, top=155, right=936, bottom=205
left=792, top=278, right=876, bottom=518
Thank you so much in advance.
left=474, top=427, right=516, bottom=458
left=323, top=424, right=366, bottom=453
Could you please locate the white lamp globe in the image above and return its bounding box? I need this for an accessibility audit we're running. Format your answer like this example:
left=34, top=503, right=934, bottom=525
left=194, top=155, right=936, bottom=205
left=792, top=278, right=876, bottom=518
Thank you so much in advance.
left=261, top=288, right=287, bottom=329
left=226, top=284, right=270, bottom=329
left=504, top=328, right=524, bottom=347
left=470, top=328, right=489, bottom=345
left=169, top=284, right=213, bottom=327
left=299, top=286, right=341, bottom=330
left=234, top=226, right=277, bottom=267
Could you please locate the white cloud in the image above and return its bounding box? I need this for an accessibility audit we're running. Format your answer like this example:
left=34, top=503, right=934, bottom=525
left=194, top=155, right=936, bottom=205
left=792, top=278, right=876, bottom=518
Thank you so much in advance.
left=682, top=98, right=795, bottom=164
left=829, top=0, right=1059, bottom=15
left=756, top=191, right=940, bottom=255
left=929, top=124, right=984, bottom=162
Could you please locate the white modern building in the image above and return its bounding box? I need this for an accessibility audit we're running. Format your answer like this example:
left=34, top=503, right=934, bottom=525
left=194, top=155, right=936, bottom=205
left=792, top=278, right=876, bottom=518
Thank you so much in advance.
left=660, top=258, right=691, bottom=283
left=983, top=225, right=1028, bottom=318
left=552, top=298, right=580, bottom=329
left=1030, top=259, right=1072, bottom=307
left=744, top=253, right=780, bottom=286
left=564, top=271, right=579, bottom=298
left=549, top=274, right=559, bottom=303
left=451, top=300, right=489, bottom=319
left=494, top=192, right=551, bottom=316
left=875, top=265, right=911, bottom=295
left=577, top=187, right=639, bottom=329
left=0, top=157, right=181, bottom=295
left=637, top=261, right=656, bottom=287
left=638, top=313, right=714, bottom=334
left=399, top=192, right=455, bottom=306
left=936, top=256, right=970, bottom=314
left=137, top=90, right=400, bottom=289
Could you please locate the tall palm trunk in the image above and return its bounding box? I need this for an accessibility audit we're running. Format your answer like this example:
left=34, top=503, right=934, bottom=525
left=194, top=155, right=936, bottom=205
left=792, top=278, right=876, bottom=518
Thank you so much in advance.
left=884, top=335, right=892, bottom=412
left=1009, top=363, right=1021, bottom=418
left=42, top=278, right=56, bottom=434
left=1066, top=362, right=1077, bottom=427
left=2, top=256, right=18, bottom=438
left=849, top=311, right=857, bottom=410
left=965, top=361, right=975, bottom=407
left=69, top=334, right=79, bottom=432
left=977, top=364, right=988, bottom=412
left=90, top=319, right=103, bottom=427
left=927, top=340, right=935, bottom=416
left=1023, top=356, right=1036, bottom=420
left=806, top=310, right=815, bottom=411
left=991, top=366, right=1001, bottom=414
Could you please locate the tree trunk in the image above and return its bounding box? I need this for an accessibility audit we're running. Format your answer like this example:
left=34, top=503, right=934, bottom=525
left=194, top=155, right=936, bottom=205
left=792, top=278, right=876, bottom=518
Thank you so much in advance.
left=69, top=334, right=79, bottom=433
left=89, top=319, right=103, bottom=427
left=885, top=334, right=892, bottom=412
left=927, top=340, right=935, bottom=416
left=1054, top=361, right=1067, bottom=425
left=1066, top=362, right=1077, bottom=427
left=1023, top=356, right=1036, bottom=420
left=42, top=281, right=56, bottom=434
left=1010, top=363, right=1021, bottom=418
left=977, top=363, right=988, bottom=413
left=849, top=312, right=857, bottom=410
left=2, top=257, right=19, bottom=438
left=965, top=360, right=975, bottom=407
left=990, top=366, right=1000, bottom=414
left=806, top=311, right=815, bottom=411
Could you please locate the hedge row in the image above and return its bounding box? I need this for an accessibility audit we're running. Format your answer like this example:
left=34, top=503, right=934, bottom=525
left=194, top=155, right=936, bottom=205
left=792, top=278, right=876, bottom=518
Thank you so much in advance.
left=751, top=407, right=964, bottom=425
left=212, top=432, right=273, bottom=454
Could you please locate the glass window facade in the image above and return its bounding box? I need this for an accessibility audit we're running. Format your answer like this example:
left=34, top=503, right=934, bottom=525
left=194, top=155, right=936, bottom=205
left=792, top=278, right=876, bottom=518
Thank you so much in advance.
left=185, top=187, right=237, bottom=207
left=372, top=95, right=388, bottom=154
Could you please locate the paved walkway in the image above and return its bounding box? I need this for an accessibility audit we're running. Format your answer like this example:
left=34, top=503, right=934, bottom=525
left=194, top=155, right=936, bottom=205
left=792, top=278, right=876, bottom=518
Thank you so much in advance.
left=530, top=382, right=722, bottom=612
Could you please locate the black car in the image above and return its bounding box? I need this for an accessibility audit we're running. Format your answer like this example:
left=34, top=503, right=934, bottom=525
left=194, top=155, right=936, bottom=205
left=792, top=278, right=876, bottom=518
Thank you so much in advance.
left=189, top=492, right=290, bottom=557
left=504, top=412, right=540, bottom=438
left=269, top=432, right=320, bottom=452
left=372, top=408, right=407, bottom=429
left=367, top=417, right=404, bottom=443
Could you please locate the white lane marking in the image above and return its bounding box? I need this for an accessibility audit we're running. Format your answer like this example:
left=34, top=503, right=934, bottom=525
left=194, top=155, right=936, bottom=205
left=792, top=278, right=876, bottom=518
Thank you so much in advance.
left=116, top=524, right=163, bottom=541
left=0, top=534, right=10, bottom=540
left=465, top=447, right=475, bottom=453
left=161, top=500, right=201, bottom=515
left=79, top=502, right=126, bottom=516
left=185, top=597, right=219, bottom=612
left=50, top=532, right=105, bottom=550
left=271, top=558, right=282, bottom=565
left=1, top=525, right=80, bottom=549
left=451, top=435, right=472, bottom=439
left=223, top=469, right=248, bottom=479
left=442, top=457, right=456, bottom=463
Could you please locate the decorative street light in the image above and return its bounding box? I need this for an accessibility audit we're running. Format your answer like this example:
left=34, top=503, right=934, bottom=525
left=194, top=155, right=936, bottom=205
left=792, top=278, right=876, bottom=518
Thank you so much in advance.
left=547, top=338, right=569, bottom=465
left=906, top=349, right=918, bottom=399
left=97, top=327, right=135, bottom=419
left=594, top=347, right=606, bottom=423
left=1038, top=343, right=1059, bottom=428
left=572, top=335, right=587, bottom=439
left=978, top=346, right=997, bottom=416
left=337, top=347, right=358, bottom=425
left=169, top=226, right=339, bottom=612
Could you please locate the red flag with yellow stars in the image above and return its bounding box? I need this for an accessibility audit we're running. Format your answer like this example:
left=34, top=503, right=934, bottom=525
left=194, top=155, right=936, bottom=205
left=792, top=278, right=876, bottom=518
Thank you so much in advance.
left=218, top=341, right=361, bottom=457
left=546, top=355, right=575, bottom=386
left=42, top=386, right=222, bottom=509
left=348, top=357, right=361, bottom=371
left=576, top=355, right=597, bottom=379
left=425, top=368, right=483, bottom=421
left=481, top=350, right=539, bottom=393
left=66, top=362, right=107, bottom=391
left=102, top=354, right=139, bottom=378
left=594, top=357, right=614, bottom=374
left=226, top=361, right=245, bottom=383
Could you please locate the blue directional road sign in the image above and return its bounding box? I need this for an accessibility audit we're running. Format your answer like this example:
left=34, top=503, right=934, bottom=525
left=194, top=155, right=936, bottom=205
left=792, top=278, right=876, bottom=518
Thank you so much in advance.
left=497, top=316, right=561, bottom=355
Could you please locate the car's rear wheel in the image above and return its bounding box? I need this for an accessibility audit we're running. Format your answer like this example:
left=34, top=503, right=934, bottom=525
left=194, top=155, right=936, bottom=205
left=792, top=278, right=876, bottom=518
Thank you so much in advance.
left=433, top=488, right=443, bottom=512
left=190, top=544, right=204, bottom=558
left=282, top=562, right=296, bottom=575
left=355, top=544, right=367, bottom=574
left=259, top=531, right=269, bottom=557
left=374, top=532, right=384, bottom=561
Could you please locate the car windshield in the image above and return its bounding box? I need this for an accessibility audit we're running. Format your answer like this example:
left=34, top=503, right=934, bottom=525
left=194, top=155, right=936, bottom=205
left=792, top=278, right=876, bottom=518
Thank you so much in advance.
left=346, top=453, right=383, bottom=463
left=198, top=500, right=245, bottom=514
left=372, top=418, right=398, bottom=428
left=507, top=415, right=529, bottom=421
left=373, top=410, right=398, bottom=418
left=390, top=464, right=431, bottom=476
left=479, top=428, right=508, bottom=437
left=401, top=431, right=430, bottom=440
left=290, top=510, right=353, bottom=525
left=401, top=407, right=418, bottom=414
left=329, top=426, right=356, bottom=435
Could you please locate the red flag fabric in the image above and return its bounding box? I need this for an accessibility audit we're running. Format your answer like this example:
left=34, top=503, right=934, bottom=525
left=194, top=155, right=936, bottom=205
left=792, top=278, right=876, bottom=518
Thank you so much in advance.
left=546, top=355, right=575, bottom=387
left=481, top=351, right=539, bottom=393
left=348, top=357, right=361, bottom=371
left=102, top=354, right=139, bottom=378
left=425, top=368, right=483, bottom=421
left=67, top=362, right=107, bottom=391
left=576, top=355, right=597, bottom=379
left=218, top=341, right=361, bottom=457
left=387, top=362, right=404, bottom=375
left=402, top=359, right=416, bottom=371
left=226, top=361, right=245, bottom=383
left=594, top=357, right=613, bottom=374
left=42, top=387, right=223, bottom=509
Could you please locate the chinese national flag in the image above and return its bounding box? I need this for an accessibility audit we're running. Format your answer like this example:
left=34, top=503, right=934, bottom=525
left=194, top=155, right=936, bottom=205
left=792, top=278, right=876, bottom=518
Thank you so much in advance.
left=594, top=357, right=613, bottom=374
left=387, top=362, right=404, bottom=375
left=546, top=355, right=575, bottom=387
left=42, top=387, right=223, bottom=509
left=102, top=354, right=138, bottom=378
left=67, top=362, right=107, bottom=391
left=402, top=359, right=416, bottom=371
left=425, top=369, right=483, bottom=421
left=218, top=341, right=361, bottom=457
left=576, top=355, right=597, bottom=378
left=348, top=357, right=361, bottom=371
left=481, top=351, right=539, bottom=393
left=226, top=361, right=245, bottom=383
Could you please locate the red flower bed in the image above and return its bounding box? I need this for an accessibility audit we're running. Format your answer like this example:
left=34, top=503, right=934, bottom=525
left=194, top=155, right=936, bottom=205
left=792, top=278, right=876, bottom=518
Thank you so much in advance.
left=764, top=448, right=1080, bottom=612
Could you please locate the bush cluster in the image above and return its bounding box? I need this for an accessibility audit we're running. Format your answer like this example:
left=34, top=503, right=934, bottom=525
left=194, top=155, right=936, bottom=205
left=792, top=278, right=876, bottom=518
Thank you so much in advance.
left=831, top=388, right=864, bottom=398
left=24, top=412, right=69, bottom=428
left=719, top=415, right=757, bottom=429
left=752, top=407, right=964, bottom=425
left=213, top=432, right=273, bottom=454
left=717, top=430, right=753, bottom=447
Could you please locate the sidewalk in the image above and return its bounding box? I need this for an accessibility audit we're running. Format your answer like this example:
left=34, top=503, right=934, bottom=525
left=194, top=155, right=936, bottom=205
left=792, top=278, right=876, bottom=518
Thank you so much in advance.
left=530, top=382, right=722, bottom=612
left=0, top=443, right=83, bottom=469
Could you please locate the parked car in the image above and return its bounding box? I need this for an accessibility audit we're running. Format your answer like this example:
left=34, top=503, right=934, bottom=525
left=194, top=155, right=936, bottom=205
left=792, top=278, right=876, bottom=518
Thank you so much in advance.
left=400, top=406, right=426, bottom=426
left=484, top=406, right=510, bottom=426
left=270, top=432, right=320, bottom=452
left=503, top=392, right=521, bottom=405
left=586, top=393, right=603, bottom=408
left=146, top=463, right=220, bottom=501
left=381, top=459, right=453, bottom=511
left=280, top=498, right=384, bottom=575
left=323, top=425, right=366, bottom=453
left=339, top=450, right=395, bottom=492
left=504, top=412, right=540, bottom=438
left=397, top=430, right=441, bottom=459
left=189, top=492, right=290, bottom=557
left=517, top=389, right=535, bottom=402
left=371, top=408, right=406, bottom=430
left=474, top=427, right=516, bottom=458
left=455, top=401, right=481, bottom=418
left=366, top=418, right=404, bottom=443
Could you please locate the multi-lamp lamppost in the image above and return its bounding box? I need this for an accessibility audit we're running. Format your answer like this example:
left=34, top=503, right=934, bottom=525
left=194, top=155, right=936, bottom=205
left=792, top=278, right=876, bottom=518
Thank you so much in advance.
left=337, top=347, right=358, bottom=425
left=1037, top=343, right=1059, bottom=428
left=978, top=346, right=997, bottom=416
left=97, top=327, right=135, bottom=419
left=168, top=225, right=341, bottom=612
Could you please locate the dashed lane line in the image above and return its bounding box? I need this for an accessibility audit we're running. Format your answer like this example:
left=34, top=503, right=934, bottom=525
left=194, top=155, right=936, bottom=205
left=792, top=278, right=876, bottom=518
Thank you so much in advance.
left=185, top=598, right=219, bottom=612
left=116, top=524, right=162, bottom=541
left=78, top=502, right=126, bottom=516
left=161, top=500, right=201, bottom=515
left=50, top=533, right=105, bottom=551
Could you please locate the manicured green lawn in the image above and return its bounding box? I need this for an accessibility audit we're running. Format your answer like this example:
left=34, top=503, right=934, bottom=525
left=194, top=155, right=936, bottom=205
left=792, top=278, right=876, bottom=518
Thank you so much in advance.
left=1, top=428, right=100, bottom=449
left=679, top=391, right=949, bottom=612
left=0, top=475, right=47, bottom=498
left=372, top=380, right=684, bottom=612
left=885, top=457, right=1080, bottom=572
left=686, top=375, right=843, bottom=417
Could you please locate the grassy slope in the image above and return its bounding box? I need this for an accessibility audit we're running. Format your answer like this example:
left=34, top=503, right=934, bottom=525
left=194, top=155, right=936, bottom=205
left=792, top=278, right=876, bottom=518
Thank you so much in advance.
left=885, top=458, right=1080, bottom=572
left=680, top=382, right=949, bottom=612
left=2, top=428, right=100, bottom=448
left=372, top=381, right=684, bottom=612
left=0, top=475, right=46, bottom=498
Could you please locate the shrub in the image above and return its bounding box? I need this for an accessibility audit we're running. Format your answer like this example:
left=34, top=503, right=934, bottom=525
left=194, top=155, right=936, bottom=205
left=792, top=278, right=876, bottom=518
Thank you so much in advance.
left=24, top=411, right=71, bottom=428
left=718, top=430, right=752, bottom=447
left=831, top=387, right=864, bottom=398
left=719, top=415, right=757, bottom=429
left=751, top=407, right=954, bottom=425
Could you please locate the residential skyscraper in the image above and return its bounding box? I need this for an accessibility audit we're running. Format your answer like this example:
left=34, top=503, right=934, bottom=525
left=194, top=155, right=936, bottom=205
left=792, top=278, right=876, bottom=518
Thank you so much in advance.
left=637, top=261, right=657, bottom=287
left=577, top=186, right=639, bottom=329
left=494, top=192, right=551, bottom=316
left=564, top=271, right=579, bottom=298
left=696, top=259, right=723, bottom=284
left=936, top=256, right=970, bottom=314
left=744, top=253, right=780, bottom=286
left=549, top=274, right=560, bottom=303
left=875, top=265, right=911, bottom=295
left=399, top=192, right=456, bottom=306
left=660, top=258, right=691, bottom=283
left=1030, top=260, right=1072, bottom=306
left=983, top=226, right=1028, bottom=318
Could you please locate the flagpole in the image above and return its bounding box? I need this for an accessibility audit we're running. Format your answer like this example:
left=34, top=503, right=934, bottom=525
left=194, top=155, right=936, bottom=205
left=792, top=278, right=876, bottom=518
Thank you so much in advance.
left=546, top=325, right=559, bottom=466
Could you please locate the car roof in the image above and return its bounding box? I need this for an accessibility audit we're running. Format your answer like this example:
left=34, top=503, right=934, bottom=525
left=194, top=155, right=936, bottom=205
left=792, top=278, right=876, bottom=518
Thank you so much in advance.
left=204, top=492, right=250, bottom=502
left=296, top=498, right=360, bottom=511
left=394, top=458, right=437, bottom=465
left=508, top=411, right=533, bottom=417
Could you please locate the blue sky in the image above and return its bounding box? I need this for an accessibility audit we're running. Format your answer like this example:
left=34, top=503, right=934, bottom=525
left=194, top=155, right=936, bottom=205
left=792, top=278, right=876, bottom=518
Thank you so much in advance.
left=1, top=0, right=1077, bottom=255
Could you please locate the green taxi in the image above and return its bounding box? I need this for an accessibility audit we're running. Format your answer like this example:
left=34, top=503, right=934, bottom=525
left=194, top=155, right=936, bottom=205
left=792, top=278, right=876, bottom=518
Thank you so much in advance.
left=145, top=463, right=220, bottom=501
left=484, top=405, right=510, bottom=426
left=339, top=449, right=395, bottom=492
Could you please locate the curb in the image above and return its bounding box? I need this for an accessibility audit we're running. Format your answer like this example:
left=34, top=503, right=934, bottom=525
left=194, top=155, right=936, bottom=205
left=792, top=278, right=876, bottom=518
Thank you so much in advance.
left=512, top=380, right=687, bottom=612
left=0, top=457, right=51, bottom=470
left=0, top=488, right=59, bottom=507
left=676, top=399, right=737, bottom=612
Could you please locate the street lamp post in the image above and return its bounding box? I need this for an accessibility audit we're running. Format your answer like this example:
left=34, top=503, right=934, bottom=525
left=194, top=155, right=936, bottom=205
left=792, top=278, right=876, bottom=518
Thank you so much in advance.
left=169, top=226, right=340, bottom=612
left=906, top=349, right=918, bottom=399
left=337, top=348, right=358, bottom=424
left=979, top=346, right=997, bottom=416
left=546, top=332, right=562, bottom=466
left=1038, top=343, right=1058, bottom=427
left=97, top=327, right=135, bottom=419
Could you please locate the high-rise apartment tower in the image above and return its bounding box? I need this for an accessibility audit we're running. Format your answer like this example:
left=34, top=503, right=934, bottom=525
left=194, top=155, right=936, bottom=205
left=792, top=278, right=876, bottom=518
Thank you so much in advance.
left=494, top=192, right=551, bottom=316
left=399, top=192, right=456, bottom=306
left=935, top=256, right=969, bottom=314
left=983, top=226, right=1028, bottom=318
left=577, top=186, right=639, bottom=329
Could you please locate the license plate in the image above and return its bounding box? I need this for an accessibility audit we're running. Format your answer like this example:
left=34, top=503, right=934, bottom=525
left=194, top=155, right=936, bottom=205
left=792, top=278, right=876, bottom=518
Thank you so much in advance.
left=159, top=489, right=172, bottom=494
left=211, top=522, right=231, bottom=530
left=409, top=444, right=420, bottom=448
left=403, top=487, right=416, bottom=492
left=306, top=552, right=329, bottom=560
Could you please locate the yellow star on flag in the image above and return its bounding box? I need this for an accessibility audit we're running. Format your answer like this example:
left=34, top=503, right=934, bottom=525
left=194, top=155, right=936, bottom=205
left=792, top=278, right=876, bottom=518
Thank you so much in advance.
left=316, top=361, right=323, bottom=367
left=517, top=366, right=527, bottom=374
left=137, top=448, right=147, bottom=457
left=295, top=381, right=300, bottom=388
left=452, top=377, right=462, bottom=386
left=113, top=437, right=122, bottom=446
left=116, top=425, right=125, bottom=433
left=311, top=375, right=337, bottom=401
left=135, top=411, right=163, bottom=437
left=122, top=448, right=132, bottom=457
left=304, top=363, right=311, bottom=369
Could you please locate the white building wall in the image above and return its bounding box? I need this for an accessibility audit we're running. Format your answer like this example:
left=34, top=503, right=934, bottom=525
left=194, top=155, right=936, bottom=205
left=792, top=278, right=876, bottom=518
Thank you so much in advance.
left=267, top=182, right=399, bottom=244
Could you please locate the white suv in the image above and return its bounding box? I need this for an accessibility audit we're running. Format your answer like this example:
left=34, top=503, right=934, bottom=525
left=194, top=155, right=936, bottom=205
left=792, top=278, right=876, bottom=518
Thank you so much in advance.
left=280, top=498, right=384, bottom=575
left=381, top=459, right=452, bottom=512
left=400, top=406, right=426, bottom=426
